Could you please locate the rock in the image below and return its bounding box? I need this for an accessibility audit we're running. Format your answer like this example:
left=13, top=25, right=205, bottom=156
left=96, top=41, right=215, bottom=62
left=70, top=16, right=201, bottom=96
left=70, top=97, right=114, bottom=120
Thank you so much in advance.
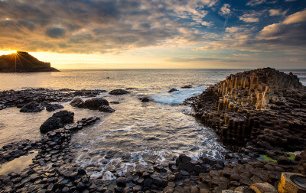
left=45, top=103, right=64, bottom=112
left=40, top=110, right=74, bottom=133
left=83, top=98, right=109, bottom=110
left=70, top=98, right=84, bottom=107
left=278, top=172, right=306, bottom=193
left=139, top=96, right=150, bottom=102
left=20, top=102, right=44, bottom=113
left=181, top=85, right=192, bottom=88
left=277, top=156, right=295, bottom=165
left=169, top=88, right=178, bottom=93
left=99, top=105, right=115, bottom=113
left=250, top=182, right=277, bottom=193
left=189, top=67, right=306, bottom=150
left=116, top=177, right=127, bottom=187
left=109, top=89, right=130, bottom=95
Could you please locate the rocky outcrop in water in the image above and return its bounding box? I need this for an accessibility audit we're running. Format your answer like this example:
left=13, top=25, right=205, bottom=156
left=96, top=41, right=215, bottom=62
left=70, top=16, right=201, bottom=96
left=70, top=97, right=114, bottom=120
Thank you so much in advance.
left=0, top=88, right=106, bottom=111
left=70, top=97, right=115, bottom=113
left=0, top=51, right=59, bottom=72
left=20, top=102, right=44, bottom=113
left=0, top=116, right=100, bottom=193
left=40, top=110, right=74, bottom=133
left=189, top=68, right=306, bottom=152
left=45, top=103, right=64, bottom=112
left=109, top=89, right=130, bottom=95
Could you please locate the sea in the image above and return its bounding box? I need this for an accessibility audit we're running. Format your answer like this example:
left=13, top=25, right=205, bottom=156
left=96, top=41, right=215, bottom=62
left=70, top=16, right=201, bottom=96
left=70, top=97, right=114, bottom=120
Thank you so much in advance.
left=0, top=69, right=305, bottom=179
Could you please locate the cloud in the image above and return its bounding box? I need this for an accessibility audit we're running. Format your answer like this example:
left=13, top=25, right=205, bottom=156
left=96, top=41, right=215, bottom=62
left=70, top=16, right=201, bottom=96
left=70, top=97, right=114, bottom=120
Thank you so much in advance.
left=169, top=57, right=242, bottom=63
left=269, top=9, right=287, bottom=16
left=219, top=4, right=231, bottom=16
left=257, top=10, right=306, bottom=46
left=199, top=0, right=219, bottom=7
left=225, top=27, right=240, bottom=33
left=46, top=27, right=66, bottom=38
left=247, top=0, right=266, bottom=6
left=283, top=9, right=306, bottom=24
left=239, top=13, right=260, bottom=23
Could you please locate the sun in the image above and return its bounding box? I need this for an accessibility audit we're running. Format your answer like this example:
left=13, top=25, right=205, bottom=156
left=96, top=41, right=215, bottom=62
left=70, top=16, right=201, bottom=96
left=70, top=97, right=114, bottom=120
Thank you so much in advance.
left=0, top=50, right=18, bottom=55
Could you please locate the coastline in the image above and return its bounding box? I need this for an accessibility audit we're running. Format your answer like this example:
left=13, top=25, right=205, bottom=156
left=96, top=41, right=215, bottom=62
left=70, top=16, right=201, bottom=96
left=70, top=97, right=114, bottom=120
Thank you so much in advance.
left=0, top=68, right=305, bottom=192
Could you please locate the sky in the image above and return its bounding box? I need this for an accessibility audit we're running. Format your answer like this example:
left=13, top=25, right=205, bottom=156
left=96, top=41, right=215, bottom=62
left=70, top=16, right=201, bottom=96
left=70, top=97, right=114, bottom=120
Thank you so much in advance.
left=0, top=0, right=305, bottom=69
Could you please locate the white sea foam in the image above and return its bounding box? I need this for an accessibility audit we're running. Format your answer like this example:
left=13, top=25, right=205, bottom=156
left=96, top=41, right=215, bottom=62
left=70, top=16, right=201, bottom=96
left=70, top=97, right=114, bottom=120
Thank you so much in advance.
left=151, top=86, right=205, bottom=105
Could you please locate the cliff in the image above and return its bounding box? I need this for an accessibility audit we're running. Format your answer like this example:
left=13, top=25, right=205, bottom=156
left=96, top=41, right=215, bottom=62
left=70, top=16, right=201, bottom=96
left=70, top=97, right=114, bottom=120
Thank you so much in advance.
left=0, top=51, right=59, bottom=72
left=190, top=68, right=306, bottom=151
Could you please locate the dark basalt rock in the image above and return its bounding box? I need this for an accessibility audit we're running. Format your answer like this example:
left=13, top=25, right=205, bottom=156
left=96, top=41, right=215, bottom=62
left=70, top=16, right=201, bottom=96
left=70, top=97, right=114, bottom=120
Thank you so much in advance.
left=70, top=97, right=84, bottom=108
left=181, top=85, right=192, bottom=88
left=169, top=88, right=178, bottom=93
left=139, top=96, right=151, bottom=102
left=20, top=102, right=44, bottom=113
left=45, top=103, right=64, bottom=112
left=83, top=98, right=109, bottom=110
left=189, top=68, right=306, bottom=151
left=0, top=88, right=106, bottom=111
left=109, top=89, right=130, bottom=95
left=99, top=105, right=115, bottom=113
left=40, top=110, right=74, bottom=133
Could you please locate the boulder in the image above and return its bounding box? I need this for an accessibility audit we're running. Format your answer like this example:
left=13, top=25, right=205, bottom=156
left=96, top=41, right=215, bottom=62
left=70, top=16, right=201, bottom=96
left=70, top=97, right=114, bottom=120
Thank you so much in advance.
left=70, top=98, right=84, bottom=108
left=109, top=89, right=130, bottom=95
left=45, top=103, right=64, bottom=112
left=181, top=85, right=192, bottom=88
left=40, top=110, right=74, bottom=133
left=250, top=182, right=277, bottom=193
left=20, top=102, right=44, bottom=113
left=169, top=88, right=178, bottom=93
left=99, top=105, right=115, bottom=113
left=83, top=98, right=109, bottom=110
left=139, top=96, right=151, bottom=102
left=278, top=172, right=306, bottom=193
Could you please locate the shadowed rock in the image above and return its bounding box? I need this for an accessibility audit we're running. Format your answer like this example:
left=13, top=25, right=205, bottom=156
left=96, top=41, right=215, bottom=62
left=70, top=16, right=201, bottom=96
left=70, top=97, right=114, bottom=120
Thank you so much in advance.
left=99, top=105, right=115, bottom=113
left=45, top=103, right=64, bottom=112
left=189, top=68, right=306, bottom=151
left=20, top=102, right=44, bottom=113
left=40, top=110, right=74, bottom=133
left=109, top=89, right=130, bottom=95
left=70, top=98, right=84, bottom=108
left=83, top=98, right=109, bottom=110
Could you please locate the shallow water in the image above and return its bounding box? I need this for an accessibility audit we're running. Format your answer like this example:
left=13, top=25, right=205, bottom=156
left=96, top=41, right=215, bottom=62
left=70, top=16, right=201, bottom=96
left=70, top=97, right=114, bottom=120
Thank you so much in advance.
left=71, top=94, right=225, bottom=178
left=0, top=151, right=38, bottom=176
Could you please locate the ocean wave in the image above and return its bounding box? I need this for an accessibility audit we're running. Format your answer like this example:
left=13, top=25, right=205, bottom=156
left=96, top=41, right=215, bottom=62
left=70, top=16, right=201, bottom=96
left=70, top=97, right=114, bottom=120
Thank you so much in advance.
left=151, top=86, right=205, bottom=105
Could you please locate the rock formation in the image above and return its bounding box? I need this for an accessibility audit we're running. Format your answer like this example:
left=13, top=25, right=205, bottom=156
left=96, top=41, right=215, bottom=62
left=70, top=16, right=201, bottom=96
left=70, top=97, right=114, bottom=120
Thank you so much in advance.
left=190, top=68, right=306, bottom=151
left=0, top=51, right=59, bottom=72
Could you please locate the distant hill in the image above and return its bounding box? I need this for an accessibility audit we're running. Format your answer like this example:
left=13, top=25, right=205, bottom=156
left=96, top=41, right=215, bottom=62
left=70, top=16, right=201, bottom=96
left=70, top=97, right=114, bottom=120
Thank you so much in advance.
left=0, top=51, right=59, bottom=72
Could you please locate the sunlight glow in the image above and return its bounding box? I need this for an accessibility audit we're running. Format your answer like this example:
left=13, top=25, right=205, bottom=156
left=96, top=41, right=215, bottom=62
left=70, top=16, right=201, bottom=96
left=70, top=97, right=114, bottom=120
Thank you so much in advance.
left=0, top=50, right=17, bottom=55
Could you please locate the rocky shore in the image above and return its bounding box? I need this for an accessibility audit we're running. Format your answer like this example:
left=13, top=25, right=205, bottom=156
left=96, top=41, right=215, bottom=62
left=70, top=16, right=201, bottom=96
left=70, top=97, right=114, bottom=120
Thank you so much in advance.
left=0, top=68, right=306, bottom=193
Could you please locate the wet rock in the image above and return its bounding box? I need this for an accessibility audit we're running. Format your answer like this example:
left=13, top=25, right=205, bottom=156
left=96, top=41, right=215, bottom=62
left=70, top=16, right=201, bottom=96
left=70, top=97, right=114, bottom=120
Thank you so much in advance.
left=0, top=104, right=6, bottom=110
left=139, top=96, right=151, bottom=102
left=20, top=102, right=44, bottom=113
left=181, top=85, right=192, bottom=88
left=40, top=110, right=74, bottom=133
left=83, top=98, right=109, bottom=110
left=189, top=68, right=306, bottom=151
left=250, top=182, right=277, bottom=193
left=70, top=98, right=84, bottom=107
left=109, top=89, right=130, bottom=95
left=45, top=103, right=64, bottom=112
left=169, top=88, right=178, bottom=93
left=116, top=177, right=127, bottom=187
left=99, top=105, right=115, bottom=113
